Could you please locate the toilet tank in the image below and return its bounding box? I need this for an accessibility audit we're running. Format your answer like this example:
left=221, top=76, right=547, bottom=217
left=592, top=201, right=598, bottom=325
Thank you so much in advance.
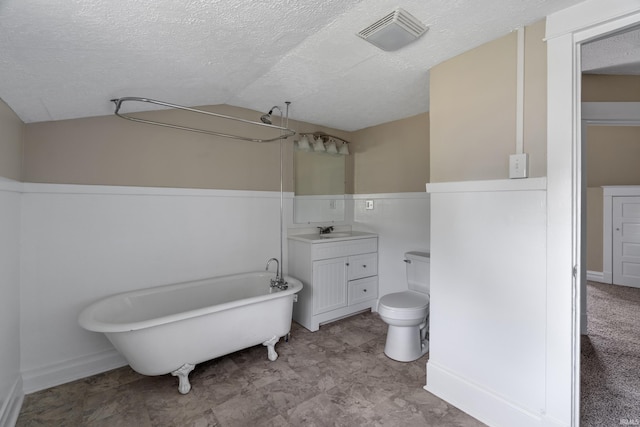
left=405, top=251, right=430, bottom=294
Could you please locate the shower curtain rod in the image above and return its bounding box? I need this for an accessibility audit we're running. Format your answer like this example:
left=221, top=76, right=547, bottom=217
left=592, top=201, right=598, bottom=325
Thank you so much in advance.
left=111, top=97, right=296, bottom=142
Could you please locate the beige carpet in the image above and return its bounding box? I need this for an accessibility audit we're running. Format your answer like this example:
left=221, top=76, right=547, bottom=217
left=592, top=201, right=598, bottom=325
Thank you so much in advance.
left=581, top=281, right=640, bottom=427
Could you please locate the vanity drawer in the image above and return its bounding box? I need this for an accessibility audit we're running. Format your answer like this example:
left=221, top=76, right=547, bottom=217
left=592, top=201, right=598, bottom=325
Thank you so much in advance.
left=348, top=276, right=378, bottom=305
left=311, top=238, right=378, bottom=260
left=347, top=253, right=378, bottom=280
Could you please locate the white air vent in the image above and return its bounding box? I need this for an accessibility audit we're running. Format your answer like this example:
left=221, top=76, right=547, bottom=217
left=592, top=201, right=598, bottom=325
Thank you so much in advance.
left=357, top=8, right=428, bottom=51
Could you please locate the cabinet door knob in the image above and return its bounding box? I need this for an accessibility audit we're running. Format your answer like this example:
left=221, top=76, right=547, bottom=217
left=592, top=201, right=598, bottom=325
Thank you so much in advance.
left=345, top=262, right=350, bottom=266
left=362, top=264, right=367, bottom=268
left=363, top=289, right=367, bottom=292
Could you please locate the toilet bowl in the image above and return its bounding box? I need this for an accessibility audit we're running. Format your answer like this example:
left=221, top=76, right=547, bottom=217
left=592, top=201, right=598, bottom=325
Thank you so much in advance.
left=378, top=251, right=430, bottom=362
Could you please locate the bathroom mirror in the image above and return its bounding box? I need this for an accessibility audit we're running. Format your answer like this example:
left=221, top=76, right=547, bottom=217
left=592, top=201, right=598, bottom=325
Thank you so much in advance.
left=293, top=149, right=346, bottom=223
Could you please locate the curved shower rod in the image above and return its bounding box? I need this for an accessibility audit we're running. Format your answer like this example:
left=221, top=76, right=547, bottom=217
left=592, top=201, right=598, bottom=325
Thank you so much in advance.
left=110, top=97, right=296, bottom=143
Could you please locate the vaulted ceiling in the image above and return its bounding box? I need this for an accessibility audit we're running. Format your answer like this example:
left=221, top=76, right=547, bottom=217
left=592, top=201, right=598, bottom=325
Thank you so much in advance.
left=0, top=0, right=606, bottom=131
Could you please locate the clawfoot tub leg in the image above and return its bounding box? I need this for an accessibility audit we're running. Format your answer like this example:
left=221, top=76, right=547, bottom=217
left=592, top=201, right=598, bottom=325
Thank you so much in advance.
left=171, top=363, right=195, bottom=394
left=262, top=335, right=280, bottom=361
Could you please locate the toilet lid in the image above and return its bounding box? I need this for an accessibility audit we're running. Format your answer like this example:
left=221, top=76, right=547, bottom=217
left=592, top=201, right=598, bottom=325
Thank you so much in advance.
left=379, top=291, right=429, bottom=311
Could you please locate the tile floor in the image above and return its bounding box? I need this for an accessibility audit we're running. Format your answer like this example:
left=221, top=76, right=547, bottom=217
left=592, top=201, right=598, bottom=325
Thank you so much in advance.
left=17, top=311, right=485, bottom=426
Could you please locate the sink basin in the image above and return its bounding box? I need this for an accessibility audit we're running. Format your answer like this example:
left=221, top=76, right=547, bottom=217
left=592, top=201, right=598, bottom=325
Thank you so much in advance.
left=319, top=232, right=352, bottom=239
left=289, top=231, right=376, bottom=243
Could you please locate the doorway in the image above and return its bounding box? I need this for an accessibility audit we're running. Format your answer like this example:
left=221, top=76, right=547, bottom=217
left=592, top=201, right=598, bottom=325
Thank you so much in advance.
left=582, top=102, right=640, bottom=290
left=546, top=4, right=640, bottom=426
left=580, top=102, right=640, bottom=425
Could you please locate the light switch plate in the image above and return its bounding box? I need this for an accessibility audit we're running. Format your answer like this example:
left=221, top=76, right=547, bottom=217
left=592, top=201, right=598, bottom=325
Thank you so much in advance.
left=365, top=200, right=374, bottom=210
left=509, top=153, right=529, bottom=179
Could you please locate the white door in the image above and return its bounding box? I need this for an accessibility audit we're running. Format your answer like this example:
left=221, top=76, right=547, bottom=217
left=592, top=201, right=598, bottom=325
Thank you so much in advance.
left=613, top=196, right=640, bottom=288
left=312, top=257, right=347, bottom=314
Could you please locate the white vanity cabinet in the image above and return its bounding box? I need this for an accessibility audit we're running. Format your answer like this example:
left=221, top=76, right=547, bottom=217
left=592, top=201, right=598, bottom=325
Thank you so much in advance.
left=288, top=233, right=378, bottom=331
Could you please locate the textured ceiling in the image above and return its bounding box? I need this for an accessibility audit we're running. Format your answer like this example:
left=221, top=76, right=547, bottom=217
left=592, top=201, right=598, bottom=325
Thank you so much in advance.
left=582, top=26, right=640, bottom=75
left=0, top=0, right=592, bottom=131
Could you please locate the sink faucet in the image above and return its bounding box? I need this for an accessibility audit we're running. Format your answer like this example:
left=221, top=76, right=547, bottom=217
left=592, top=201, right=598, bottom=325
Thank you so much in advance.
left=317, top=226, right=334, bottom=235
left=265, top=258, right=288, bottom=290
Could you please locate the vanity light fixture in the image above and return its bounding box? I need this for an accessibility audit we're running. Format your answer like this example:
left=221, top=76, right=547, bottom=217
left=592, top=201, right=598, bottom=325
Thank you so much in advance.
left=297, top=135, right=312, bottom=151
left=326, top=138, right=339, bottom=154
left=299, top=132, right=351, bottom=155
left=312, top=135, right=326, bottom=152
left=338, top=141, right=350, bottom=155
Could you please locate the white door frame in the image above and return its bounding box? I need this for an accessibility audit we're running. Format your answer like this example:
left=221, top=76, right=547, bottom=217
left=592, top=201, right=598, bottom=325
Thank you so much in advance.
left=546, top=2, right=640, bottom=426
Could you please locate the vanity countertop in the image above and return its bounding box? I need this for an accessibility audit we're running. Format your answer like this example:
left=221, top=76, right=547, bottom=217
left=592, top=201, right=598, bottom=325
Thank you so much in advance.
left=288, top=231, right=377, bottom=243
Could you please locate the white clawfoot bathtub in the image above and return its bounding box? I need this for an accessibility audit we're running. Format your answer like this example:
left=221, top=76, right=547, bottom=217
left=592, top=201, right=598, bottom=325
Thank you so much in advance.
left=78, top=271, right=302, bottom=394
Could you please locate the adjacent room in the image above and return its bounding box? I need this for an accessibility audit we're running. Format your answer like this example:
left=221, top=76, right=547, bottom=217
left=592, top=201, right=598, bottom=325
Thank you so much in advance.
left=2, top=1, right=639, bottom=426
left=580, top=31, right=640, bottom=424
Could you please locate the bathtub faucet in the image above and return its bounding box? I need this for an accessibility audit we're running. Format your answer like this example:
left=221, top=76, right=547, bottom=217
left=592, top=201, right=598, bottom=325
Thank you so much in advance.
left=265, top=258, right=288, bottom=290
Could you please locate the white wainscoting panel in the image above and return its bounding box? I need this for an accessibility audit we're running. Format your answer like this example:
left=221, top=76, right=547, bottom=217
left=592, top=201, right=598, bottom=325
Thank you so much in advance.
left=426, top=179, right=547, bottom=427
left=18, top=186, right=428, bottom=392
left=352, top=192, right=430, bottom=300
left=0, top=179, right=23, bottom=423
left=20, top=184, right=290, bottom=392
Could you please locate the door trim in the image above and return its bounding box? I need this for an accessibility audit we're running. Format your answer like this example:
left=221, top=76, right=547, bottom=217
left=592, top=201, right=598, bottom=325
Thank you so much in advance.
left=546, top=3, right=640, bottom=425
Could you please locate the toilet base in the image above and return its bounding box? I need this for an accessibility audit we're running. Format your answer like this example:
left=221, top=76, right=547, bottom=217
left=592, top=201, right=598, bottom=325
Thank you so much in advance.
left=383, top=324, right=429, bottom=362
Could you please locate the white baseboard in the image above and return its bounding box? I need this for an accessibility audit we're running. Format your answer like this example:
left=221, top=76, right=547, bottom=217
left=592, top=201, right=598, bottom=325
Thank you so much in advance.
left=425, top=361, right=546, bottom=427
left=541, top=414, right=571, bottom=427
left=586, top=270, right=606, bottom=283
left=22, top=349, right=127, bottom=394
left=0, top=377, right=24, bottom=427
left=0, top=178, right=22, bottom=193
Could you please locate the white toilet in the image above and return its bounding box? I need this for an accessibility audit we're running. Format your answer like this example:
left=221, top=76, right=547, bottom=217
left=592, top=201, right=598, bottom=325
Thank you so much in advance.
left=378, top=251, right=430, bottom=362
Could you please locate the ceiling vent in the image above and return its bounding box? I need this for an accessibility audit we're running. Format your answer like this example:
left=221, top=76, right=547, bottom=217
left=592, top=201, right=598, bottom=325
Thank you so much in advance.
left=357, top=8, right=428, bottom=51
